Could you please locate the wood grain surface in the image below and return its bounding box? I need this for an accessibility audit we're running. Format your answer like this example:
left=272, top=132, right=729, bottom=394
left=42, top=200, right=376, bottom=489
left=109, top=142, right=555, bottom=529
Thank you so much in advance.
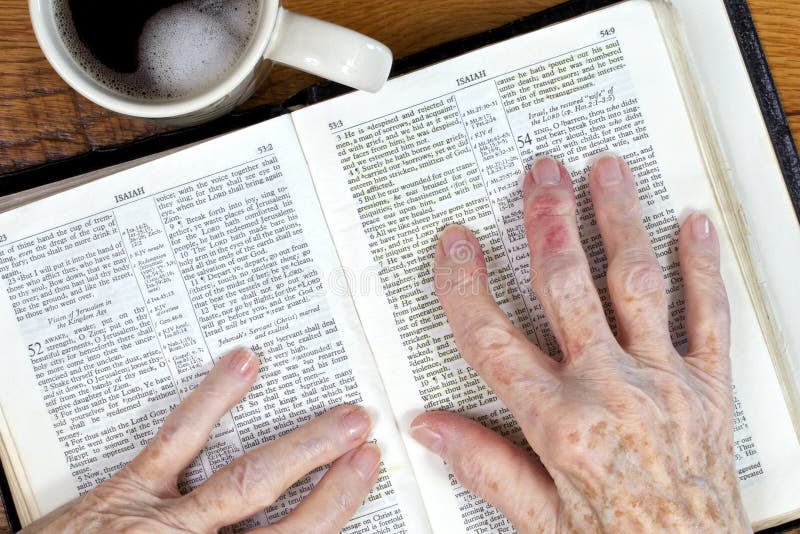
left=1, top=0, right=799, bottom=532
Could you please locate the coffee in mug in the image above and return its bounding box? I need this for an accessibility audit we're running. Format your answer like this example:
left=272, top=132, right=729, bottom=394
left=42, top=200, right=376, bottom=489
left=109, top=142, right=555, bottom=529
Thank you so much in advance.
left=54, top=0, right=261, bottom=100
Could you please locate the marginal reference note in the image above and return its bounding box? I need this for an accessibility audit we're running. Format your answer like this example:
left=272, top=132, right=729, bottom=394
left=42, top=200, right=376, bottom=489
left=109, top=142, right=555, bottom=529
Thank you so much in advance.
left=1, top=1, right=799, bottom=532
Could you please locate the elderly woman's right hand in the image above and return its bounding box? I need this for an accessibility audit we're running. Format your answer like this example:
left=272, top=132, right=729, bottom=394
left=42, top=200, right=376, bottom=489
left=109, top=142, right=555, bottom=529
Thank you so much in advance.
left=411, top=155, right=750, bottom=532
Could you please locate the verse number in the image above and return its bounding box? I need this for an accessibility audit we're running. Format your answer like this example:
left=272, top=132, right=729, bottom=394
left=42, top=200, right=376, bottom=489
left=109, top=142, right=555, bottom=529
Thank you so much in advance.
left=600, top=27, right=616, bottom=38
left=517, top=133, right=533, bottom=149
left=257, top=144, right=273, bottom=154
left=27, top=342, right=43, bottom=357
left=328, top=120, right=344, bottom=131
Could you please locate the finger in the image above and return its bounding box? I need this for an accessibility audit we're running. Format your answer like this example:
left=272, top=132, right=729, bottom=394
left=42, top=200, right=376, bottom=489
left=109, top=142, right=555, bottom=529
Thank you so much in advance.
left=588, top=155, right=672, bottom=353
left=524, top=157, right=616, bottom=362
left=126, top=348, right=258, bottom=491
left=433, top=224, right=561, bottom=412
left=257, top=443, right=380, bottom=534
left=678, top=214, right=730, bottom=378
left=176, top=404, right=371, bottom=530
left=410, top=411, right=559, bottom=530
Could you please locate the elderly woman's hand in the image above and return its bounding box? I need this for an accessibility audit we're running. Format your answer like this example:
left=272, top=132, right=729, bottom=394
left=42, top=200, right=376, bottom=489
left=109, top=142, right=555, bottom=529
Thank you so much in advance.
left=23, top=348, right=380, bottom=534
left=411, top=155, right=750, bottom=532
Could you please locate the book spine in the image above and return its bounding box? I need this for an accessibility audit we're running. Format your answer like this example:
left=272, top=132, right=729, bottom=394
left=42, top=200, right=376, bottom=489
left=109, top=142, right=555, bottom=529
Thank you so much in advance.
left=0, top=458, right=21, bottom=533
left=723, top=0, right=800, bottom=219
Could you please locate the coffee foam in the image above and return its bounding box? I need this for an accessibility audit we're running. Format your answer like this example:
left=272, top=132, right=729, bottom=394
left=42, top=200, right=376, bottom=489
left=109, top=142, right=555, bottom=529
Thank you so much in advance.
left=53, top=0, right=259, bottom=100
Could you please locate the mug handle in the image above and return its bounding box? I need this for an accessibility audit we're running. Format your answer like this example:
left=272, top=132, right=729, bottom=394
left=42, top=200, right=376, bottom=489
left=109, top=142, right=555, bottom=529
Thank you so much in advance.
left=263, top=8, right=393, bottom=93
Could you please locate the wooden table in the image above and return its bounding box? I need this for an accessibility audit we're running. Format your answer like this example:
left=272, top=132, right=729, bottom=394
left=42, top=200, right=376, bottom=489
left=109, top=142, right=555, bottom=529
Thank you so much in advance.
left=0, top=0, right=799, bottom=532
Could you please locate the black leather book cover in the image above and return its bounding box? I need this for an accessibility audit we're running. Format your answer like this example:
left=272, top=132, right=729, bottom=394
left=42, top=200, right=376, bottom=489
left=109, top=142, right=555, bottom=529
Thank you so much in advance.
left=1, top=0, right=798, bottom=531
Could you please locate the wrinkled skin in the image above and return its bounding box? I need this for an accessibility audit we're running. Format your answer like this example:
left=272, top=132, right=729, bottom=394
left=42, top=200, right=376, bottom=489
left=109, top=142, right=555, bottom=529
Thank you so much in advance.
left=23, top=349, right=380, bottom=534
left=410, top=155, right=751, bottom=532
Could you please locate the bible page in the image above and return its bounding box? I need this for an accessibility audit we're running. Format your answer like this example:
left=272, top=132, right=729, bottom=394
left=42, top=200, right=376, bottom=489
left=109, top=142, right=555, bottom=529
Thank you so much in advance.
left=0, top=116, right=428, bottom=532
left=290, top=0, right=800, bottom=530
left=669, top=0, right=800, bottom=458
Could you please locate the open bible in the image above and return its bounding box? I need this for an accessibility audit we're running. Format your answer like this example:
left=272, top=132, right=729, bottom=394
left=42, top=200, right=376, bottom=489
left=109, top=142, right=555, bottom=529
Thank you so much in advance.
left=1, top=0, right=800, bottom=531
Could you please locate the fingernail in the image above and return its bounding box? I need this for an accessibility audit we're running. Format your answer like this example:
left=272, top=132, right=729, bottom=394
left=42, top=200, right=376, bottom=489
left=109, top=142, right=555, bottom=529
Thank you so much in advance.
left=531, top=156, right=562, bottom=185
left=439, top=225, right=476, bottom=262
left=350, top=444, right=381, bottom=479
left=227, top=348, right=256, bottom=376
left=410, top=424, right=444, bottom=455
left=343, top=408, right=371, bottom=441
left=692, top=214, right=711, bottom=240
left=594, top=154, right=624, bottom=186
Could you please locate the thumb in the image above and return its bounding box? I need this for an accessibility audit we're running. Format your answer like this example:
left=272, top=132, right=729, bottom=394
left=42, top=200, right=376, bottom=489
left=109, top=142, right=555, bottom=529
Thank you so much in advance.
left=410, top=411, right=559, bottom=531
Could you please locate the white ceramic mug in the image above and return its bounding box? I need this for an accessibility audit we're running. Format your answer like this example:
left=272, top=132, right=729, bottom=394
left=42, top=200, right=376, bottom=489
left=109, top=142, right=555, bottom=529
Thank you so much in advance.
left=28, top=0, right=393, bottom=125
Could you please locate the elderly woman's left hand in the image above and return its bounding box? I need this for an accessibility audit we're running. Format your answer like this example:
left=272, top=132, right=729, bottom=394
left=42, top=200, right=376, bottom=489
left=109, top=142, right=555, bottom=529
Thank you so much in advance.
left=22, top=348, right=380, bottom=534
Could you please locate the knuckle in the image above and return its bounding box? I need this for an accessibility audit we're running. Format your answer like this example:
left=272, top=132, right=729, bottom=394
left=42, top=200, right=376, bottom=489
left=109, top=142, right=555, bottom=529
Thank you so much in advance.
left=220, top=456, right=273, bottom=507
left=292, top=432, right=332, bottom=461
left=270, top=437, right=334, bottom=478
left=330, top=486, right=358, bottom=517
left=197, top=380, right=228, bottom=402
left=604, top=199, right=643, bottom=227
left=525, top=190, right=576, bottom=222
left=608, top=257, right=664, bottom=301
left=228, top=460, right=256, bottom=499
left=451, top=450, right=498, bottom=496
left=685, top=249, right=721, bottom=278
left=461, top=320, right=528, bottom=384
left=464, top=320, right=519, bottom=356
left=434, top=263, right=487, bottom=299
left=542, top=259, right=589, bottom=303
left=452, top=267, right=487, bottom=298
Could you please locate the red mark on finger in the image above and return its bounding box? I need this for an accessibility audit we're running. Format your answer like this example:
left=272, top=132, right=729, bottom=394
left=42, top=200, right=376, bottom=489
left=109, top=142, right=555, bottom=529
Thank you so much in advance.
left=542, top=224, right=570, bottom=253
left=526, top=191, right=575, bottom=220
